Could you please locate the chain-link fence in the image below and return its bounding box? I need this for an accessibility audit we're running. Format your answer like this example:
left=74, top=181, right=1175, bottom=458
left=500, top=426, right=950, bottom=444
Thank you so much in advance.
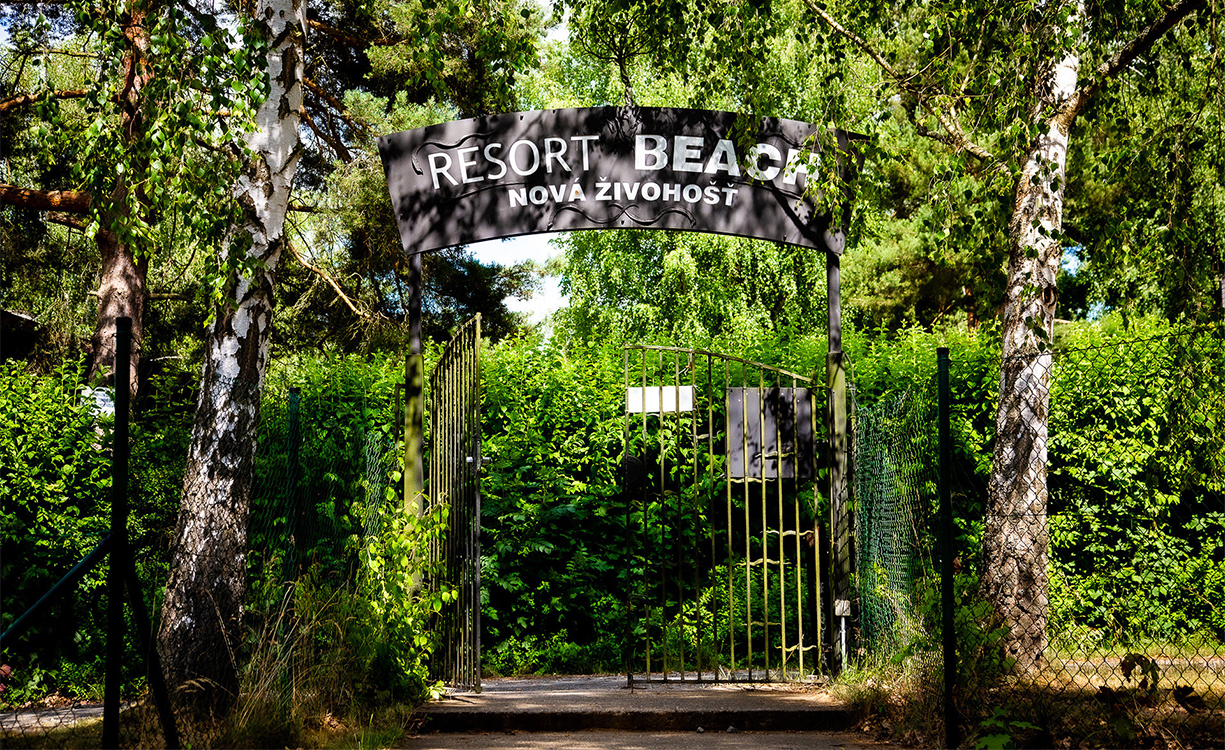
left=851, top=323, right=1224, bottom=748
left=853, top=389, right=933, bottom=660
left=1, top=343, right=407, bottom=748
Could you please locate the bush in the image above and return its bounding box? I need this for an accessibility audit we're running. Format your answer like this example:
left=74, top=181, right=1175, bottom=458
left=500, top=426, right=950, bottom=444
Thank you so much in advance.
left=0, top=361, right=189, bottom=702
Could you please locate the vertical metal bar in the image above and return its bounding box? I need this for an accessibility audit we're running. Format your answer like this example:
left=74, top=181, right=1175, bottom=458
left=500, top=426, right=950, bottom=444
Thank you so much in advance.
left=102, top=316, right=130, bottom=750
left=793, top=382, right=804, bottom=677
left=451, top=334, right=460, bottom=686
left=473, top=314, right=483, bottom=692
left=658, top=349, right=668, bottom=679
left=453, top=330, right=460, bottom=688
left=938, top=347, right=956, bottom=749
left=405, top=253, right=425, bottom=516
left=459, top=323, right=467, bottom=688
left=623, top=348, right=633, bottom=687
left=813, top=382, right=823, bottom=676
left=758, top=366, right=768, bottom=680
left=827, top=251, right=849, bottom=674
left=641, top=348, right=650, bottom=678
left=707, top=354, right=716, bottom=681
left=743, top=362, right=752, bottom=680
left=459, top=326, right=467, bottom=688
left=720, top=357, right=730, bottom=681
left=676, top=350, right=686, bottom=681
left=694, top=352, right=705, bottom=680
left=778, top=380, right=789, bottom=679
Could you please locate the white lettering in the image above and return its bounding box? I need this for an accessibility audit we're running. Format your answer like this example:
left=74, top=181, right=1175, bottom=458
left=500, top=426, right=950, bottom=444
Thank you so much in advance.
left=746, top=143, right=782, bottom=181
left=485, top=143, right=507, bottom=180
left=721, top=187, right=739, bottom=205
left=544, top=137, right=572, bottom=174
left=621, top=182, right=639, bottom=200
left=703, top=186, right=721, bottom=205
left=509, top=140, right=541, bottom=176
left=784, top=148, right=819, bottom=186
left=636, top=135, right=668, bottom=170
left=683, top=184, right=702, bottom=203
left=548, top=184, right=566, bottom=201
left=704, top=140, right=741, bottom=176
left=673, top=136, right=704, bottom=172
left=571, top=135, right=599, bottom=170
left=641, top=181, right=661, bottom=201
left=458, top=146, right=483, bottom=184
left=662, top=183, right=681, bottom=201
left=509, top=187, right=528, bottom=207
left=529, top=186, right=548, bottom=205
left=569, top=183, right=587, bottom=201
left=614, top=182, right=621, bottom=200
left=429, top=152, right=458, bottom=189
left=595, top=182, right=612, bottom=201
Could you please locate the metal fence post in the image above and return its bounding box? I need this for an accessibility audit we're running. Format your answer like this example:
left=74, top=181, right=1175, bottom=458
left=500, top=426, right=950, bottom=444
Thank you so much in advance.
left=102, top=316, right=131, bottom=748
left=286, top=386, right=302, bottom=580
left=937, top=347, right=957, bottom=749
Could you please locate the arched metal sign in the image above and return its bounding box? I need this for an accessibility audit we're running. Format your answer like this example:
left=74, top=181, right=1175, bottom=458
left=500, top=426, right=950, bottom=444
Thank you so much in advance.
left=378, top=106, right=858, bottom=255
left=378, top=106, right=861, bottom=688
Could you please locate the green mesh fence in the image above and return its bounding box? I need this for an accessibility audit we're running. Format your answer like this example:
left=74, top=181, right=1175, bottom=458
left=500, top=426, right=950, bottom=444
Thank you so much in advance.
left=852, top=389, right=935, bottom=657
left=0, top=361, right=404, bottom=749
left=848, top=322, right=1225, bottom=748
left=248, top=380, right=401, bottom=590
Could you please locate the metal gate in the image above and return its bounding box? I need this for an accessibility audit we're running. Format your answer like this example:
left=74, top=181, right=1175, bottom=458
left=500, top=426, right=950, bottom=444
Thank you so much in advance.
left=623, top=345, right=828, bottom=683
left=426, top=313, right=482, bottom=692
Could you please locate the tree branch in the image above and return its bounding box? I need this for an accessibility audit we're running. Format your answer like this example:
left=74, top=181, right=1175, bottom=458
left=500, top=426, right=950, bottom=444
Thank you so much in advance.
left=1070, top=0, right=1208, bottom=117
left=284, top=238, right=375, bottom=320
left=288, top=202, right=337, bottom=213
left=0, top=88, right=89, bottom=113
left=301, top=106, right=353, bottom=163
left=0, top=184, right=92, bottom=213
left=303, top=76, right=370, bottom=138
left=307, top=18, right=395, bottom=48
left=801, top=0, right=1010, bottom=177
left=47, top=211, right=88, bottom=230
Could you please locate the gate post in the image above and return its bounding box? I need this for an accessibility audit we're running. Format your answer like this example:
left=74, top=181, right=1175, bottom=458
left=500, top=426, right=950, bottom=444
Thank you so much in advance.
left=404, top=252, right=425, bottom=515
left=102, top=316, right=131, bottom=748
left=827, top=253, right=853, bottom=674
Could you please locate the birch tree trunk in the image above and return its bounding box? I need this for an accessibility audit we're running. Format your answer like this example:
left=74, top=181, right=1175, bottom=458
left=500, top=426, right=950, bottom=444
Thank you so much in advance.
left=980, top=21, right=1082, bottom=674
left=802, top=0, right=1205, bottom=677
left=157, top=0, right=305, bottom=706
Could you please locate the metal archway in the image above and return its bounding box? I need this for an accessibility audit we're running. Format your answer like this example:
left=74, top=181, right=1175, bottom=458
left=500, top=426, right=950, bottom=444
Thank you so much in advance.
left=380, top=106, right=859, bottom=690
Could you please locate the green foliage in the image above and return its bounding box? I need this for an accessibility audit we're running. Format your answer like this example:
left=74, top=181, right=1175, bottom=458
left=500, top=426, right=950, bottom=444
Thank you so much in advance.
left=973, top=707, right=1041, bottom=750
left=0, top=360, right=190, bottom=702
left=479, top=334, right=629, bottom=651
left=249, top=353, right=408, bottom=587
left=1046, top=318, right=1225, bottom=645
left=220, top=502, right=450, bottom=747
left=484, top=630, right=620, bottom=676
left=555, top=230, right=830, bottom=348
left=901, top=572, right=1014, bottom=691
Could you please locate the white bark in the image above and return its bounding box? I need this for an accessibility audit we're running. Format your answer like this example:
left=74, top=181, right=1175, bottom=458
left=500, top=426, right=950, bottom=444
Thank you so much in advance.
left=981, top=16, right=1081, bottom=673
left=158, top=0, right=305, bottom=703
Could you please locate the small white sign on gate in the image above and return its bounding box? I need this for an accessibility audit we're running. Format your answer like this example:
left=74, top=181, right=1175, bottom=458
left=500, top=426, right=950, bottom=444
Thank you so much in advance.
left=627, top=386, right=695, bottom=413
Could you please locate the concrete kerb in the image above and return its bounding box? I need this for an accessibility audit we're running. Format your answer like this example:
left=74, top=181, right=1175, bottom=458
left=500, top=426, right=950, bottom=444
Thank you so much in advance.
left=415, top=676, right=855, bottom=734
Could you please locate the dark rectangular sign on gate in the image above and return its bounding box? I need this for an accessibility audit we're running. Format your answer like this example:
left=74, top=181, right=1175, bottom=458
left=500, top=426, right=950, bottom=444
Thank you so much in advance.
left=727, top=387, right=817, bottom=479
left=378, top=107, right=859, bottom=255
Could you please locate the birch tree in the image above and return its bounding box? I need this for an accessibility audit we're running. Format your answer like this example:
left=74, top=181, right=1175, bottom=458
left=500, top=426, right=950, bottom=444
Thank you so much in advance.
left=156, top=0, right=305, bottom=702
left=801, top=0, right=1211, bottom=670
left=1, top=2, right=261, bottom=395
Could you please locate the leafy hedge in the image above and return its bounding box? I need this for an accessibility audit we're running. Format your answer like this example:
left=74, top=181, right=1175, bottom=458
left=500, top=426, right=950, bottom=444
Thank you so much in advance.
left=0, top=361, right=190, bottom=702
